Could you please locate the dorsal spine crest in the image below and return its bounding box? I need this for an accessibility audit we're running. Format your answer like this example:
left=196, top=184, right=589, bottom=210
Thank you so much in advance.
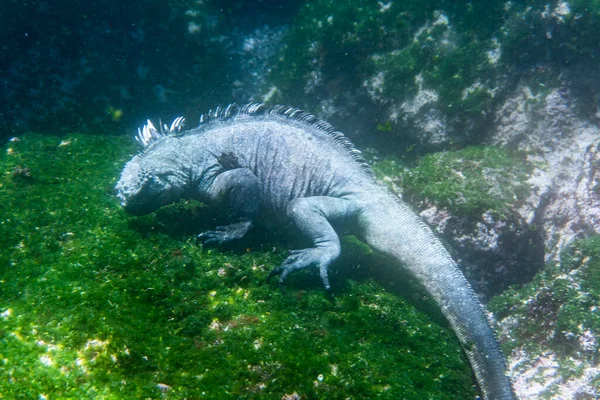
left=136, top=103, right=373, bottom=177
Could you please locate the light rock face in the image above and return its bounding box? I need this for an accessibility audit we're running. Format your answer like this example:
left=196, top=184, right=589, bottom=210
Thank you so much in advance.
left=493, top=243, right=600, bottom=399
left=508, top=348, right=600, bottom=399
left=384, top=74, right=450, bottom=149
left=491, top=86, right=600, bottom=260
left=361, top=12, right=493, bottom=151
left=400, top=77, right=600, bottom=399
left=576, top=141, right=600, bottom=239
left=489, top=83, right=600, bottom=400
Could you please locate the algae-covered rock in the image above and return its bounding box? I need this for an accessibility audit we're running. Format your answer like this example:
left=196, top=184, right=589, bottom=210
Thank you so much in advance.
left=0, top=133, right=477, bottom=398
left=372, top=146, right=544, bottom=298
left=260, top=0, right=508, bottom=149
left=259, top=0, right=600, bottom=154
left=492, top=84, right=600, bottom=261
left=371, top=143, right=600, bottom=397
left=489, top=236, right=600, bottom=398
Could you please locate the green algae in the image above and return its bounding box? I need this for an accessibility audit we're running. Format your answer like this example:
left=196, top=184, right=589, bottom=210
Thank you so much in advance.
left=488, top=235, right=600, bottom=385
left=264, top=0, right=510, bottom=129
left=371, top=156, right=406, bottom=180
left=371, top=15, right=496, bottom=119
left=265, top=0, right=430, bottom=104
left=396, top=146, right=532, bottom=217
left=371, top=146, right=532, bottom=218
left=263, top=0, right=600, bottom=150
left=0, top=133, right=477, bottom=398
left=501, top=0, right=600, bottom=71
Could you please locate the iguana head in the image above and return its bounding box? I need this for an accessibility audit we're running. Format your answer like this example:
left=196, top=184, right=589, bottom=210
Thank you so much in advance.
left=115, top=118, right=187, bottom=215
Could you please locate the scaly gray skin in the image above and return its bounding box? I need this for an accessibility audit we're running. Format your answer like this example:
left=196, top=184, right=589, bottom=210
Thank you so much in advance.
left=115, top=104, right=516, bottom=400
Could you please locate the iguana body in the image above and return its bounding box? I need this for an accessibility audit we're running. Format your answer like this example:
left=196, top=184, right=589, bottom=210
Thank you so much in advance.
left=115, top=103, right=516, bottom=399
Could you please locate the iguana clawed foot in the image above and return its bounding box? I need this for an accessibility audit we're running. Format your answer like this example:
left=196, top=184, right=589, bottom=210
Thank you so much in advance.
left=268, top=248, right=333, bottom=290
left=198, top=220, right=252, bottom=245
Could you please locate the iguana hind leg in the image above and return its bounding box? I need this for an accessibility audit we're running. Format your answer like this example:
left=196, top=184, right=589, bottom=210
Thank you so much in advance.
left=270, top=196, right=359, bottom=289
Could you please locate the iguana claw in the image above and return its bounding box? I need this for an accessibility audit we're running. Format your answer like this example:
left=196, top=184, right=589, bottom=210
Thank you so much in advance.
left=268, top=248, right=332, bottom=290
left=198, top=220, right=252, bottom=244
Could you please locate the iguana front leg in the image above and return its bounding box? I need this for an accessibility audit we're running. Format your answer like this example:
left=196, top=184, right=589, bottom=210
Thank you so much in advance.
left=270, top=196, right=359, bottom=290
left=197, top=168, right=260, bottom=244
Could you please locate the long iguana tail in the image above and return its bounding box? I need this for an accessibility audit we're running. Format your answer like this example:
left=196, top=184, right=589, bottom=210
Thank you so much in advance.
left=358, top=195, right=516, bottom=400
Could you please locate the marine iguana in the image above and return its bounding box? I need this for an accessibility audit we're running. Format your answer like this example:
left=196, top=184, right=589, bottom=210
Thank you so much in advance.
left=115, top=103, right=516, bottom=400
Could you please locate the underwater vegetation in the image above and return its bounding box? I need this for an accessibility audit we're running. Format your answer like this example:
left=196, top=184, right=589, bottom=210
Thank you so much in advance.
left=489, top=236, right=600, bottom=397
left=399, top=146, right=532, bottom=217
left=262, top=0, right=600, bottom=151
left=0, top=133, right=477, bottom=398
left=371, top=147, right=600, bottom=397
left=490, top=236, right=600, bottom=358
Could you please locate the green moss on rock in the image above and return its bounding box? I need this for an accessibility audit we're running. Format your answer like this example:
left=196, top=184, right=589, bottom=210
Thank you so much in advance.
left=373, top=15, right=496, bottom=118
left=266, top=0, right=432, bottom=104
left=0, top=133, right=477, bottom=398
left=488, top=236, right=600, bottom=381
left=398, top=146, right=532, bottom=216
left=265, top=0, right=510, bottom=128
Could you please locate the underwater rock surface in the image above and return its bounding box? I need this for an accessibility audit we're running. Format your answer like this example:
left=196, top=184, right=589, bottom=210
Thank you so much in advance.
left=492, top=84, right=600, bottom=261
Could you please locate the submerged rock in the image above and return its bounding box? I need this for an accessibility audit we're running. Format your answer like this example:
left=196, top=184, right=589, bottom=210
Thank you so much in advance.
left=491, top=85, right=600, bottom=260
left=489, top=236, right=600, bottom=399
left=373, top=146, right=545, bottom=298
